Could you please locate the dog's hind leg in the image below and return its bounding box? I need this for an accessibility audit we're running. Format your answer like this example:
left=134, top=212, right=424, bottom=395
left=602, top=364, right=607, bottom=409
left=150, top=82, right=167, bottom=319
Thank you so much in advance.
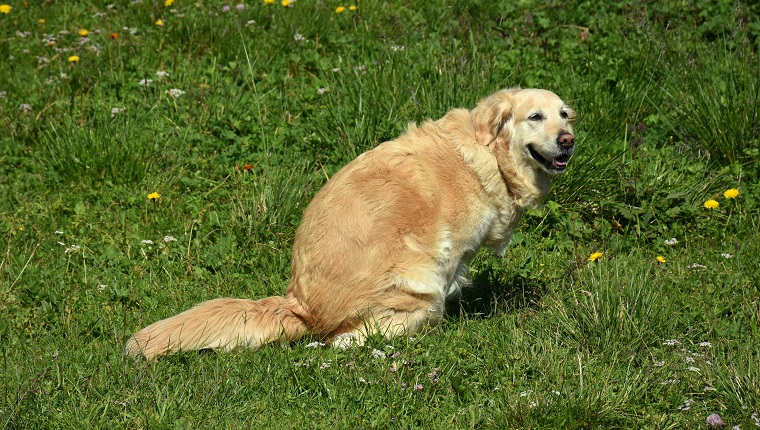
left=329, top=306, right=441, bottom=350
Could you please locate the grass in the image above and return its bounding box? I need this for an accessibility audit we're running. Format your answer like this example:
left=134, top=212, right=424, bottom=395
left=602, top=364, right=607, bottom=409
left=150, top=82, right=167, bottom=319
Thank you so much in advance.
left=1, top=0, right=759, bottom=428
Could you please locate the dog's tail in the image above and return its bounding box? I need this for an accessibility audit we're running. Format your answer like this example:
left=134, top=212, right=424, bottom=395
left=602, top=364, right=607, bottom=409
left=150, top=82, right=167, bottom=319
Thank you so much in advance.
left=125, top=294, right=310, bottom=361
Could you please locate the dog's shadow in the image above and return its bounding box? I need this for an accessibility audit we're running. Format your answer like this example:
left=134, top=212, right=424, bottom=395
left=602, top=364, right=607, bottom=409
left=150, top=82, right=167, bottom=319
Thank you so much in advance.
left=445, top=268, right=546, bottom=320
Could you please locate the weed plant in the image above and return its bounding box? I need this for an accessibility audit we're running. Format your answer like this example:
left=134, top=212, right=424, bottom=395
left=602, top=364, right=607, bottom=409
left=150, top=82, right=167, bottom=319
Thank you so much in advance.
left=1, top=0, right=759, bottom=428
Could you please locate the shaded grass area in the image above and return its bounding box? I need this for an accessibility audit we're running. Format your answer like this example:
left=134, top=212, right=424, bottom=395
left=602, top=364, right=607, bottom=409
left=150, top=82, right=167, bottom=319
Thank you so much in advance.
left=1, top=0, right=759, bottom=428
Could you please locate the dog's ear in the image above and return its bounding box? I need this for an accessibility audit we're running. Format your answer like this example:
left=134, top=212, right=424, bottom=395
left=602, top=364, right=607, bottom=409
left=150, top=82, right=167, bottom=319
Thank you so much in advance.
left=471, top=90, right=514, bottom=146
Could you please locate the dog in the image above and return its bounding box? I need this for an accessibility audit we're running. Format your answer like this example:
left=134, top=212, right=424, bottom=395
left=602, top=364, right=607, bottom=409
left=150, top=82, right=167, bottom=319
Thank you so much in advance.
left=126, top=88, right=576, bottom=360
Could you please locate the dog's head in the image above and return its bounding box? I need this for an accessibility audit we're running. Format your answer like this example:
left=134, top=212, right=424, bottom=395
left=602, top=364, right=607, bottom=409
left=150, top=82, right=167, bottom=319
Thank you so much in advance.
left=473, top=88, right=576, bottom=174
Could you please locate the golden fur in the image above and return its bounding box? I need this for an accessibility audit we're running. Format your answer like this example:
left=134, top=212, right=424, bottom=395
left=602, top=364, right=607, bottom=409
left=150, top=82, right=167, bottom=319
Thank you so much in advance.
left=126, top=88, right=576, bottom=360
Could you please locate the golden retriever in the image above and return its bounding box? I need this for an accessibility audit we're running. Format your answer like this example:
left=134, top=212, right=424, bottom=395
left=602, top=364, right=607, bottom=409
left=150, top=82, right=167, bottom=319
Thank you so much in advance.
left=126, top=88, right=576, bottom=360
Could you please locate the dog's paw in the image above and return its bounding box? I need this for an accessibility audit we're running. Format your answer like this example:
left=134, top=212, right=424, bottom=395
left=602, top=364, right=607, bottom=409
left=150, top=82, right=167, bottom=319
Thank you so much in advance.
left=331, top=332, right=364, bottom=350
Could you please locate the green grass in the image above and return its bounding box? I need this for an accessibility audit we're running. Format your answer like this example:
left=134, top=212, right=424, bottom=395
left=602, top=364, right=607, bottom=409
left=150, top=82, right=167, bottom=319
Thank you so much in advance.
left=1, top=0, right=759, bottom=428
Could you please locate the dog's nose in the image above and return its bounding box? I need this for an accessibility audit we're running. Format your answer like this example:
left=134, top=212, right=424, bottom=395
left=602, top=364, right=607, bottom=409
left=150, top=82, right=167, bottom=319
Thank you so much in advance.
left=558, top=132, right=575, bottom=149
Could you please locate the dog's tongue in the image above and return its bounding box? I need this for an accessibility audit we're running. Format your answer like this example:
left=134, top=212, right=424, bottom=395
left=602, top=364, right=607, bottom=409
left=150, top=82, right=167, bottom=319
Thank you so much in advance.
left=552, top=159, right=568, bottom=169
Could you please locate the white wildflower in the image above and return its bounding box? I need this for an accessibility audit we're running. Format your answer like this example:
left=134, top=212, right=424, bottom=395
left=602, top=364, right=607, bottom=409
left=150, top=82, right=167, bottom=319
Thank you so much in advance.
left=64, top=244, right=81, bottom=253
left=293, top=33, right=305, bottom=43
left=687, top=263, right=707, bottom=269
left=678, top=398, right=693, bottom=411
left=721, top=253, right=734, bottom=259
left=317, top=87, right=327, bottom=95
left=663, top=339, right=680, bottom=346
left=664, top=238, right=678, bottom=245
left=163, top=235, right=177, bottom=243
left=141, top=239, right=154, bottom=245
left=155, top=70, right=170, bottom=78
left=138, top=78, right=153, bottom=86
left=166, top=88, right=185, bottom=97
left=371, top=348, right=386, bottom=359
left=688, top=366, right=701, bottom=373
left=111, top=107, right=125, bottom=117
left=699, top=341, right=713, bottom=348
left=305, top=341, right=324, bottom=348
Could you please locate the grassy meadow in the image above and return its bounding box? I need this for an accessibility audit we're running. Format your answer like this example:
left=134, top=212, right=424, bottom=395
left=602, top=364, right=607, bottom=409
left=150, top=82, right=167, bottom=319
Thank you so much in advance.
left=1, top=0, right=759, bottom=428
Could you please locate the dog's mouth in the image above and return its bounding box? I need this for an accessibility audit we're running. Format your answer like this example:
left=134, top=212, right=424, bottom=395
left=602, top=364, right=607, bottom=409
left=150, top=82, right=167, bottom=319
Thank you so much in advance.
left=528, top=145, right=571, bottom=173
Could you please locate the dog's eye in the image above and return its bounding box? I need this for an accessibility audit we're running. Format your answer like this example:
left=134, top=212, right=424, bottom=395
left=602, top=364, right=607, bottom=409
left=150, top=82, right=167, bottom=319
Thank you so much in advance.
left=560, top=110, right=569, bottom=119
left=528, top=113, right=543, bottom=121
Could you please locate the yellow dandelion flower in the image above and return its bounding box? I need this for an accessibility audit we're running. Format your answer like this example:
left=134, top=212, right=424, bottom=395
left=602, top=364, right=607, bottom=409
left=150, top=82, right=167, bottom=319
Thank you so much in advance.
left=0, top=4, right=11, bottom=14
left=656, top=256, right=666, bottom=263
left=588, top=252, right=604, bottom=262
left=164, top=0, right=174, bottom=6
left=349, top=5, right=357, bottom=10
left=78, top=28, right=89, bottom=37
left=703, top=199, right=719, bottom=209
left=281, top=0, right=291, bottom=6
left=335, top=6, right=346, bottom=13
left=724, top=188, right=739, bottom=199
left=147, top=192, right=161, bottom=200
left=156, top=19, right=165, bottom=26
left=264, top=0, right=274, bottom=3
left=38, top=18, right=45, bottom=24
left=68, top=55, right=80, bottom=63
